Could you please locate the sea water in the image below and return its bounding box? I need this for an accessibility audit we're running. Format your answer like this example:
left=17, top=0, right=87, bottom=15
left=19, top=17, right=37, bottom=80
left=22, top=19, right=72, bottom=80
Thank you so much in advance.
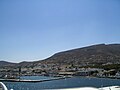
left=3, top=76, right=120, bottom=90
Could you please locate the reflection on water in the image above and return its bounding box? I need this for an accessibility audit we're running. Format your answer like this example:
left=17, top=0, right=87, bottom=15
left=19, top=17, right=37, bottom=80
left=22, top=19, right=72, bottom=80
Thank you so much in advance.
left=3, top=76, right=120, bottom=90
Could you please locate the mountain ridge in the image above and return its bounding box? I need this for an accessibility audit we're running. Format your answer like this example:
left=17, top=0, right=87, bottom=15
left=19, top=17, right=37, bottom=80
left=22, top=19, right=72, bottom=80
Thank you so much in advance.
left=39, top=43, right=120, bottom=65
left=0, top=61, right=16, bottom=67
left=0, top=43, right=120, bottom=67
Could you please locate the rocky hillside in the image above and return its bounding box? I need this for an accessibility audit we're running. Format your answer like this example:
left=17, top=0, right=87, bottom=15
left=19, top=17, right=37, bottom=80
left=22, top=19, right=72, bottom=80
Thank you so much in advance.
left=0, top=61, right=16, bottom=67
left=0, top=61, right=34, bottom=68
left=40, top=44, right=120, bottom=65
left=0, top=44, right=120, bottom=67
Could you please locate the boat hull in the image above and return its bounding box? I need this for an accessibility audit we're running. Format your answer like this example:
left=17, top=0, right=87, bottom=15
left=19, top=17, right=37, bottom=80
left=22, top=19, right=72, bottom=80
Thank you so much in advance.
left=0, top=82, right=8, bottom=90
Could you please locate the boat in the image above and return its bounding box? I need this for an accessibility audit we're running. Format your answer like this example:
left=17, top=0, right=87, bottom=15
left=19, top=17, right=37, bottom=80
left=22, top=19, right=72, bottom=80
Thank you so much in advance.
left=57, top=87, right=99, bottom=90
left=0, top=82, right=8, bottom=90
left=56, top=86, right=120, bottom=90
left=99, top=86, right=120, bottom=90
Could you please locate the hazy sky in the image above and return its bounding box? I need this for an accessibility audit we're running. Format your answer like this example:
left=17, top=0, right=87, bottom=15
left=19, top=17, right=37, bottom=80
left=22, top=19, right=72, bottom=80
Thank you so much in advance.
left=0, top=0, right=120, bottom=62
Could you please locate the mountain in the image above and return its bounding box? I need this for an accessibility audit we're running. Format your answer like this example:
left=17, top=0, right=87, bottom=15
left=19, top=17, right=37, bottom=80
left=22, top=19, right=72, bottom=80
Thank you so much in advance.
left=0, top=61, right=16, bottom=67
left=18, top=61, right=35, bottom=67
left=0, top=44, right=120, bottom=67
left=40, top=44, right=120, bottom=65
left=0, top=61, right=34, bottom=68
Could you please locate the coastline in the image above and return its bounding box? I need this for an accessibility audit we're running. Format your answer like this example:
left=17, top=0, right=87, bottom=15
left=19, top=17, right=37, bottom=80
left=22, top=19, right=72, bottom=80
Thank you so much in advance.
left=0, top=75, right=119, bottom=83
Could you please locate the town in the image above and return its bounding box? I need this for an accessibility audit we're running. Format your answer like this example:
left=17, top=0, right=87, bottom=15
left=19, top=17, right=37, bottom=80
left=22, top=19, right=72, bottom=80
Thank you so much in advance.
left=0, top=63, right=120, bottom=79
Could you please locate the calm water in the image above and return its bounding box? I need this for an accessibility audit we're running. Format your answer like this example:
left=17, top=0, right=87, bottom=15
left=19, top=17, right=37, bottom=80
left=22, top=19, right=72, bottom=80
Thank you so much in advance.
left=3, top=76, right=120, bottom=90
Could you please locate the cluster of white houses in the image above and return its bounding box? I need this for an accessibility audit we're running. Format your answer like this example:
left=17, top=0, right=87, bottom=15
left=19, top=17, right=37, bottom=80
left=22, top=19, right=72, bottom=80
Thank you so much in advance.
left=0, top=63, right=120, bottom=79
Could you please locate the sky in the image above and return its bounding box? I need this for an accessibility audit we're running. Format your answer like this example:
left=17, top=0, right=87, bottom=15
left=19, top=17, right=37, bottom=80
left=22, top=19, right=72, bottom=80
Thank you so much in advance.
left=0, top=0, right=120, bottom=62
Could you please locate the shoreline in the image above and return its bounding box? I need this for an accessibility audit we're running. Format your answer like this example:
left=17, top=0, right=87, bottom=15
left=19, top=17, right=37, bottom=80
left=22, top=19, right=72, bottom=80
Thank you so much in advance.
left=0, top=75, right=120, bottom=83
left=0, top=76, right=71, bottom=83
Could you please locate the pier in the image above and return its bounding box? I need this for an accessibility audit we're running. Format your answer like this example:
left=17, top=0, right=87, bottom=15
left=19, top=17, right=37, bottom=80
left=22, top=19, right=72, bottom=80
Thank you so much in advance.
left=0, top=77, right=71, bottom=83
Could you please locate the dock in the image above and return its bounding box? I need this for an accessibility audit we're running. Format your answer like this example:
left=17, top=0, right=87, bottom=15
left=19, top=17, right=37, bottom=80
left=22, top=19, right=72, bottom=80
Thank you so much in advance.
left=0, top=77, right=71, bottom=83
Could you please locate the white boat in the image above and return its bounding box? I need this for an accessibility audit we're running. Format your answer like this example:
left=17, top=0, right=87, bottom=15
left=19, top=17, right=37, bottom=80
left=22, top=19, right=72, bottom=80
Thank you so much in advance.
left=99, top=86, right=120, bottom=90
left=55, top=86, right=120, bottom=90
left=55, top=87, right=99, bottom=90
left=0, top=82, right=8, bottom=90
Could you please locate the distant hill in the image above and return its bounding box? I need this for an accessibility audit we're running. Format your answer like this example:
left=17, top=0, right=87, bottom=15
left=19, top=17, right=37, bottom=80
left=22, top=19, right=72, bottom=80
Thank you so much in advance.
left=18, top=61, right=35, bottom=67
left=0, top=61, right=16, bottom=67
left=40, top=44, right=120, bottom=65
left=0, top=61, right=34, bottom=68
left=0, top=44, right=120, bottom=67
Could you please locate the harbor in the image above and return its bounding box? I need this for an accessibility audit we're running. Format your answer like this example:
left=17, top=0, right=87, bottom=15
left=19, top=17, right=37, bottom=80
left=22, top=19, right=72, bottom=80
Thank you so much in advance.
left=2, top=76, right=120, bottom=90
left=0, top=76, right=71, bottom=83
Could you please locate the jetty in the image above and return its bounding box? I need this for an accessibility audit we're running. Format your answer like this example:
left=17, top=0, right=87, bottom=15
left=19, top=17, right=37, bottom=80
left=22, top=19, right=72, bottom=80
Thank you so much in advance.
left=0, top=76, right=71, bottom=83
